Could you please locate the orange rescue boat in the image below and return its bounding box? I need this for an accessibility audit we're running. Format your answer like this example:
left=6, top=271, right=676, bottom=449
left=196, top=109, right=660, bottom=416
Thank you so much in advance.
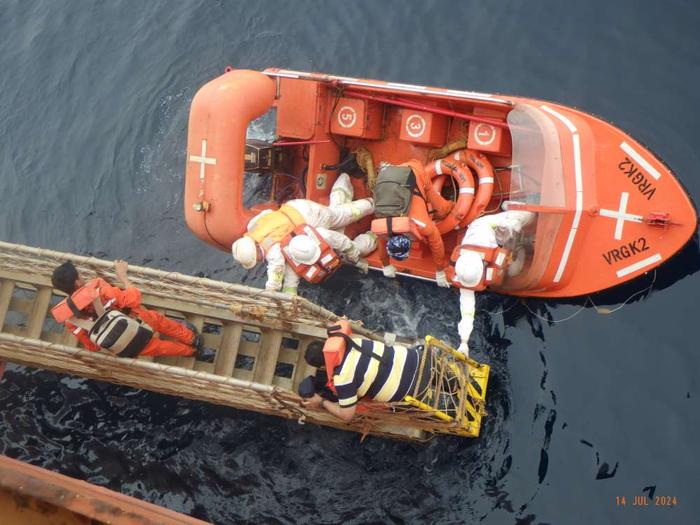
left=184, top=68, right=697, bottom=298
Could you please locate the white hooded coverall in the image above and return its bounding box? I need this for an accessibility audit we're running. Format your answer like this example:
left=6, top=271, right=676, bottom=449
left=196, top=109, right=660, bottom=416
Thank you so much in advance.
left=247, top=174, right=375, bottom=293
left=458, top=210, right=535, bottom=350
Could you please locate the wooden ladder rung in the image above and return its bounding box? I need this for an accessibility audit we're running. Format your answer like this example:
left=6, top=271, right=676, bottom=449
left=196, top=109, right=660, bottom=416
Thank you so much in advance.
left=252, top=329, right=284, bottom=385
left=0, top=280, right=15, bottom=330
left=27, top=287, right=53, bottom=340
left=292, top=337, right=319, bottom=392
left=214, top=323, right=242, bottom=377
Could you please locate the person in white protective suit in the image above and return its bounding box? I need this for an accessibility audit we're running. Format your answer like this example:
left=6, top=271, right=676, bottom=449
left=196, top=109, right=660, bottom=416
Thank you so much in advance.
left=453, top=209, right=535, bottom=356
left=230, top=173, right=375, bottom=294
left=280, top=226, right=377, bottom=294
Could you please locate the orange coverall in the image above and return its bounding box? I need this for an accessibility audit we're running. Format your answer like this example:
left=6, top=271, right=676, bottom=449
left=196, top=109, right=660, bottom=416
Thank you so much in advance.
left=65, top=278, right=196, bottom=357
left=379, top=160, right=453, bottom=269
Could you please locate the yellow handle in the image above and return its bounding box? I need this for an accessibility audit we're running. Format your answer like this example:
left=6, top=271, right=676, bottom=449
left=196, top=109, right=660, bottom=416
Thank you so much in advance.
left=404, top=396, right=454, bottom=422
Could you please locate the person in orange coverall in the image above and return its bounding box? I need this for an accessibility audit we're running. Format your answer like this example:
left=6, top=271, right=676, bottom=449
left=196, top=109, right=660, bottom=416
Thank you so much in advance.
left=378, top=159, right=454, bottom=287
left=51, top=260, right=214, bottom=361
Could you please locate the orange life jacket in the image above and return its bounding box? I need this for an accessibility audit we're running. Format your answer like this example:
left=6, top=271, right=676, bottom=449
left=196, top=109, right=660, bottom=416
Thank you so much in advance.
left=322, top=320, right=353, bottom=391
left=280, top=224, right=341, bottom=283
left=370, top=216, right=425, bottom=242
left=448, top=244, right=511, bottom=291
left=51, top=279, right=103, bottom=323
left=246, top=204, right=306, bottom=253
left=51, top=280, right=153, bottom=357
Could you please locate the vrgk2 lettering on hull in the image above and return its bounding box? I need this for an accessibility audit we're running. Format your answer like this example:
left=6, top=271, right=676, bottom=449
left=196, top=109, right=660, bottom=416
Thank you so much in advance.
left=602, top=237, right=649, bottom=265
left=618, top=157, right=656, bottom=200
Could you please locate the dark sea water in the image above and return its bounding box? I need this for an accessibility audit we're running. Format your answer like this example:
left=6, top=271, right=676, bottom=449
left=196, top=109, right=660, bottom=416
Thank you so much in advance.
left=1, top=1, right=699, bottom=523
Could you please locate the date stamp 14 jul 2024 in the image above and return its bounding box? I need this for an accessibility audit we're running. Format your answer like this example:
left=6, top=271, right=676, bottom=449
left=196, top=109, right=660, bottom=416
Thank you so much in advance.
left=615, top=495, right=679, bottom=507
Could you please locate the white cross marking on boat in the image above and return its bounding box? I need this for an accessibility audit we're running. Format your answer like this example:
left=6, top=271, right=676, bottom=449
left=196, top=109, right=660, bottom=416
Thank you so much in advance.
left=599, top=192, right=643, bottom=240
left=189, top=139, right=217, bottom=181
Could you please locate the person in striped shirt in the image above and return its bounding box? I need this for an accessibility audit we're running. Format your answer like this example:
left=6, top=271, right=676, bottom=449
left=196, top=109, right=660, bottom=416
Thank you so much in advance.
left=301, top=337, right=425, bottom=422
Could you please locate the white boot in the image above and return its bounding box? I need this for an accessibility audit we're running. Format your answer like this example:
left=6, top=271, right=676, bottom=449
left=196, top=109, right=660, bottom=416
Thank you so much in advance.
left=325, top=198, right=375, bottom=231
left=352, top=231, right=378, bottom=256
left=330, top=172, right=354, bottom=206
left=349, top=197, right=374, bottom=220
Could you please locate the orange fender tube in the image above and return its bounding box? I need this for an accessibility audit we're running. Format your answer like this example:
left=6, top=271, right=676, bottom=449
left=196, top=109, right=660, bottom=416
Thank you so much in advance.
left=424, top=158, right=475, bottom=234
left=184, top=69, right=276, bottom=251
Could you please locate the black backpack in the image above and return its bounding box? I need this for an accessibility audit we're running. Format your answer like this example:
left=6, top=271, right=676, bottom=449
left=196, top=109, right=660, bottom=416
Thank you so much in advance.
left=373, top=166, right=420, bottom=218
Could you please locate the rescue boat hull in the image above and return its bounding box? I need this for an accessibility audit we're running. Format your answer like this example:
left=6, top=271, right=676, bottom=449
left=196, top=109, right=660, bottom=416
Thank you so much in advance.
left=184, top=68, right=697, bottom=298
left=0, top=455, right=208, bottom=525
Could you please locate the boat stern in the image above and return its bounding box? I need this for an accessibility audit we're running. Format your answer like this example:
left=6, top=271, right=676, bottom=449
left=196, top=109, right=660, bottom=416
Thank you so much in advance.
left=185, top=69, right=276, bottom=250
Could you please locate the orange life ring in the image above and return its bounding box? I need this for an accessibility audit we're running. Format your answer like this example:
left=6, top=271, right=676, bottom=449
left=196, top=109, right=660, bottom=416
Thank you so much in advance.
left=423, top=158, right=475, bottom=234
left=451, top=150, right=495, bottom=227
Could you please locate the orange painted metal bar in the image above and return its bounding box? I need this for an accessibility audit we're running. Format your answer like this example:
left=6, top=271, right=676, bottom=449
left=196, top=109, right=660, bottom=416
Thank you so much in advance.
left=273, top=139, right=331, bottom=146
left=0, top=455, right=210, bottom=525
left=343, top=89, right=508, bottom=128
left=263, top=68, right=515, bottom=108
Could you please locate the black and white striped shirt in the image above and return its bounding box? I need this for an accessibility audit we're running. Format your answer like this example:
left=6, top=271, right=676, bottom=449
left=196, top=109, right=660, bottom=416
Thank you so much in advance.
left=333, top=338, right=419, bottom=407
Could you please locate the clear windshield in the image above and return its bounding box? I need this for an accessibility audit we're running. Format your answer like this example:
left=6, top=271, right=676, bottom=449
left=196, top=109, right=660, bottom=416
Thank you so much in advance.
left=506, top=104, right=565, bottom=207
left=496, top=105, right=567, bottom=291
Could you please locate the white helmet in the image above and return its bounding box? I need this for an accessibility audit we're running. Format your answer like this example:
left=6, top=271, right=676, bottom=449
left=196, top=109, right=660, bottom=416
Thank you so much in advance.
left=231, top=237, right=259, bottom=269
left=455, top=250, right=485, bottom=288
left=287, top=235, right=321, bottom=265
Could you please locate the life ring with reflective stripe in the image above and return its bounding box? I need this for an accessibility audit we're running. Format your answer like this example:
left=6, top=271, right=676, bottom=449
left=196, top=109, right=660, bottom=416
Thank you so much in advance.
left=452, top=149, right=495, bottom=227
left=424, top=158, right=475, bottom=234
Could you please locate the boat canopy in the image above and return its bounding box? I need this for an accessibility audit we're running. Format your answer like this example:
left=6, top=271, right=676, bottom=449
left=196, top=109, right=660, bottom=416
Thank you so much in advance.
left=507, top=104, right=565, bottom=207
left=497, top=104, right=569, bottom=291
